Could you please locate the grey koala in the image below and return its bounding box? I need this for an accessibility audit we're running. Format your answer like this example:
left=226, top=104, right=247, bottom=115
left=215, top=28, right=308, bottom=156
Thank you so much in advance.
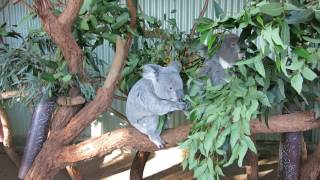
left=126, top=61, right=186, bottom=148
left=199, top=33, right=245, bottom=85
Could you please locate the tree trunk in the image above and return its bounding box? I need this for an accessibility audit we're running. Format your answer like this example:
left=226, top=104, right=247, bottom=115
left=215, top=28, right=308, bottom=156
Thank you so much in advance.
left=278, top=132, right=302, bottom=180
left=130, top=151, right=151, bottom=180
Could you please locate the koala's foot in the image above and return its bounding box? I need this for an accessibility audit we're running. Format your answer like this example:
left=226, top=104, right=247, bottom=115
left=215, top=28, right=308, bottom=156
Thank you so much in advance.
left=149, top=135, right=166, bottom=149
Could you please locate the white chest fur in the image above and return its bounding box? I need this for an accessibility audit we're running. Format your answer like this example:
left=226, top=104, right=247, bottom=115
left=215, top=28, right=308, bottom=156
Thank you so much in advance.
left=219, top=57, right=232, bottom=69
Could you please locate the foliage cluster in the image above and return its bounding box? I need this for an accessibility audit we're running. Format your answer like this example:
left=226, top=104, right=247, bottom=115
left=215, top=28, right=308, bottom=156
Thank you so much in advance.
left=181, top=1, right=320, bottom=179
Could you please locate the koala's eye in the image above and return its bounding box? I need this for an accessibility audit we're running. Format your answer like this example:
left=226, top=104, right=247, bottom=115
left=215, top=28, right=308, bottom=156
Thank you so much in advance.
left=169, top=87, right=173, bottom=91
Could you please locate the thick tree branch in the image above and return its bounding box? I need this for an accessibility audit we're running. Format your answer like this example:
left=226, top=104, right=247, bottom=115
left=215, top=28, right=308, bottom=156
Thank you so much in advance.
left=52, top=37, right=125, bottom=145
left=34, top=0, right=84, bottom=74
left=58, top=0, right=84, bottom=28
left=57, top=111, right=317, bottom=164
left=250, top=111, right=316, bottom=134
left=61, top=125, right=190, bottom=164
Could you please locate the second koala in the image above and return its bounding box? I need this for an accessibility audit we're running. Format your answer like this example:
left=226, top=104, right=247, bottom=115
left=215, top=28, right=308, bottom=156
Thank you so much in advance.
left=199, top=33, right=245, bottom=85
left=126, top=62, right=186, bottom=148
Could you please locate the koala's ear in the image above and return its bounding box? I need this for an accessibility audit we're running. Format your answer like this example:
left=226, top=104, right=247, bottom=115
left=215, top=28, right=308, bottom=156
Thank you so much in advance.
left=167, top=61, right=182, bottom=72
left=142, top=64, right=161, bottom=80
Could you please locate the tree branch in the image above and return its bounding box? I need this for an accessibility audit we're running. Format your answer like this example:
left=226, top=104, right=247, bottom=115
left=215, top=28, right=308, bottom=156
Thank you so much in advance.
left=0, top=107, right=21, bottom=168
left=58, top=111, right=317, bottom=164
left=33, top=0, right=84, bottom=74
left=190, top=0, right=209, bottom=37
left=58, top=0, right=84, bottom=29
left=250, top=111, right=317, bottom=134
left=61, top=125, right=190, bottom=164
left=53, top=37, right=126, bottom=145
left=0, top=91, right=23, bottom=100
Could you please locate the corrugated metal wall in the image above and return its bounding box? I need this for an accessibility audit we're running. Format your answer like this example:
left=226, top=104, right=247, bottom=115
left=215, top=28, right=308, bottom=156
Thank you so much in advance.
left=2, top=0, right=316, bottom=147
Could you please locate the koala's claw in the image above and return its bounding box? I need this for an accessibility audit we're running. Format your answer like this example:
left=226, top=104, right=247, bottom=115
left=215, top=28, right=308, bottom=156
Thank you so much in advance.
left=176, top=101, right=187, bottom=110
left=149, top=136, right=166, bottom=149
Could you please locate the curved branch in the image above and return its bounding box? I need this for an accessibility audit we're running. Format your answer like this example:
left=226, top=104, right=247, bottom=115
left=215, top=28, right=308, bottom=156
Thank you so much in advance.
left=124, top=0, right=137, bottom=59
left=54, top=37, right=126, bottom=145
left=61, top=125, right=190, bottom=164
left=190, top=0, right=209, bottom=37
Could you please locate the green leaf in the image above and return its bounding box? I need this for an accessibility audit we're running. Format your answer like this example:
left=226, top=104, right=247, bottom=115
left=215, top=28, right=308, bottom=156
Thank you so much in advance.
left=62, top=74, right=72, bottom=82
left=277, top=79, right=285, bottom=98
left=302, top=36, right=320, bottom=44
left=259, top=3, right=284, bottom=16
left=102, top=14, right=114, bottom=23
left=230, top=127, right=240, bottom=148
left=253, top=54, right=265, bottom=78
left=224, top=143, right=239, bottom=167
left=301, top=67, right=318, bottom=81
left=291, top=73, right=303, bottom=94
left=102, top=32, right=117, bottom=43
left=237, top=143, right=248, bottom=167
left=194, top=163, right=207, bottom=178
left=281, top=21, right=290, bottom=45
left=286, top=9, right=314, bottom=24
left=80, top=19, right=90, bottom=30
left=111, top=12, right=129, bottom=29
left=207, top=158, right=214, bottom=174
left=203, top=133, right=213, bottom=155
left=41, top=73, right=55, bottom=82
left=293, top=47, right=311, bottom=60
left=272, top=27, right=285, bottom=48
left=243, top=136, right=257, bottom=154
left=232, top=106, right=241, bottom=122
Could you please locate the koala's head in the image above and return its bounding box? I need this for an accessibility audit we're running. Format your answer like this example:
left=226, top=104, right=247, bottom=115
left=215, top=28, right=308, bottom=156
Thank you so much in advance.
left=218, top=34, right=245, bottom=66
left=142, top=61, right=184, bottom=102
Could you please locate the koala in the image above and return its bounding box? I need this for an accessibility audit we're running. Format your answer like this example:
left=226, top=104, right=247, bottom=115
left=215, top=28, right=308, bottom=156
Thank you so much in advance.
left=126, top=61, right=186, bottom=148
left=199, top=33, right=245, bottom=85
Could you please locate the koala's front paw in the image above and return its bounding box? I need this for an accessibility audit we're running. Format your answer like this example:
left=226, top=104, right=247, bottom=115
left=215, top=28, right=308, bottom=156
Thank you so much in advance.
left=149, top=135, right=166, bottom=149
left=176, top=101, right=187, bottom=110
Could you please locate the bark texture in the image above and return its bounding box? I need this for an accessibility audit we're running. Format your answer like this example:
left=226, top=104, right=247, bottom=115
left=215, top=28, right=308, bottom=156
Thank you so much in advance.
left=300, top=144, right=320, bottom=180
left=0, top=108, right=21, bottom=168
left=130, top=151, right=151, bottom=180
left=278, top=132, right=302, bottom=180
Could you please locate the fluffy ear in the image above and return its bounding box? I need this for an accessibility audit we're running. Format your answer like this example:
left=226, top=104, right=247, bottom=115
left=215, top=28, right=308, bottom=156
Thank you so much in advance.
left=167, top=61, right=181, bottom=72
left=142, top=64, right=161, bottom=80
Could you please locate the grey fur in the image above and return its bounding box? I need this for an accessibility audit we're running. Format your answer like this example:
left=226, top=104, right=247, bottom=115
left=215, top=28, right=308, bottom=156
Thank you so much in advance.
left=126, top=61, right=186, bottom=148
left=199, top=33, right=244, bottom=85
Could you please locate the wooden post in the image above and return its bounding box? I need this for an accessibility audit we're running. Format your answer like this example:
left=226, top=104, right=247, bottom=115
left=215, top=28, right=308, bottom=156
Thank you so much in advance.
left=278, top=132, right=302, bottom=180
left=245, top=136, right=259, bottom=180
left=130, top=151, right=150, bottom=180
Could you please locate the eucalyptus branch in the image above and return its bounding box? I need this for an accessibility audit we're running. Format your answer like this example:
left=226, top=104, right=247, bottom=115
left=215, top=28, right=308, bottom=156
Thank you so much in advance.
left=190, top=0, right=209, bottom=37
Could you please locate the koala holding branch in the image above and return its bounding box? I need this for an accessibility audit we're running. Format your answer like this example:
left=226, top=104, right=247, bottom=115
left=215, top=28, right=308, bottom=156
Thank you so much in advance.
left=126, top=62, right=186, bottom=148
left=199, top=33, right=245, bottom=85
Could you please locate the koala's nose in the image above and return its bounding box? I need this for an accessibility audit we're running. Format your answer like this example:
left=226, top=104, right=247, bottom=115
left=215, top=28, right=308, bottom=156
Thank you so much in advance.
left=176, top=90, right=184, bottom=100
left=238, top=52, right=245, bottom=59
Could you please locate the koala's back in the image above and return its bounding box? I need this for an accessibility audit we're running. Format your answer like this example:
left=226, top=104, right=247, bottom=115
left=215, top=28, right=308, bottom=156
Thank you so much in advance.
left=126, top=79, right=155, bottom=123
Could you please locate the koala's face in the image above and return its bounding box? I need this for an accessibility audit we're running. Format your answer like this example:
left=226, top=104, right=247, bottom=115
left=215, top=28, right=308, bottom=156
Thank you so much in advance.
left=218, top=34, right=245, bottom=65
left=142, top=62, right=184, bottom=102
